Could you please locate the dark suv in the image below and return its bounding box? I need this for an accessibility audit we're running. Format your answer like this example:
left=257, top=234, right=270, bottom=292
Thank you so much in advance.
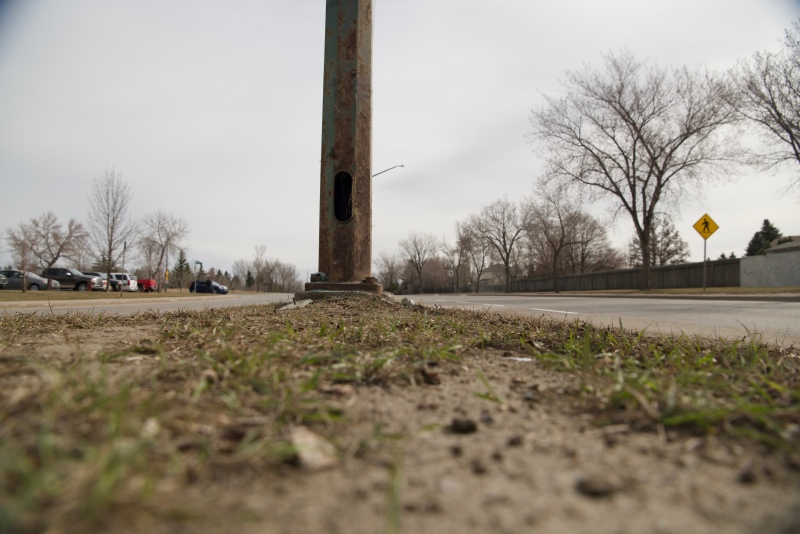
left=42, top=268, right=103, bottom=291
left=189, top=280, right=229, bottom=294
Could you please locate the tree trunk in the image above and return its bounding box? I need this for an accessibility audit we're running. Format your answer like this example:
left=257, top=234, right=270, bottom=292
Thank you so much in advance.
left=552, top=254, right=560, bottom=293
left=504, top=263, right=511, bottom=293
left=640, top=231, right=653, bottom=290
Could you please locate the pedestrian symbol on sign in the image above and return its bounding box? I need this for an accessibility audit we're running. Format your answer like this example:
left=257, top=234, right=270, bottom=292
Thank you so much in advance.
left=692, top=213, right=719, bottom=292
left=693, top=213, right=718, bottom=240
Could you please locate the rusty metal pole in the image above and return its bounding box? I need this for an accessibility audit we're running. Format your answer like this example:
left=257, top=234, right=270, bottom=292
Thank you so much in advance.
left=305, top=0, right=381, bottom=293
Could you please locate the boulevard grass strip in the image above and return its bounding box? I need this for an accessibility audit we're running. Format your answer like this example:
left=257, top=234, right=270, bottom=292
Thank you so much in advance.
left=0, top=289, right=219, bottom=302
left=0, top=295, right=798, bottom=532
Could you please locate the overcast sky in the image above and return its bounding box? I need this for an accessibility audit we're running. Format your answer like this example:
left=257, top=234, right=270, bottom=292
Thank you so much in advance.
left=1, top=0, right=798, bottom=278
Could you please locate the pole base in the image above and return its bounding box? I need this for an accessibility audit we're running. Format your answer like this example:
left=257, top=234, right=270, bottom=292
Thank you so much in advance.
left=303, top=279, right=382, bottom=293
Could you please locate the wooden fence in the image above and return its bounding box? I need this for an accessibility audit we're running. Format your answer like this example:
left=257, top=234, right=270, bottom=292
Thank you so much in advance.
left=511, top=259, right=741, bottom=292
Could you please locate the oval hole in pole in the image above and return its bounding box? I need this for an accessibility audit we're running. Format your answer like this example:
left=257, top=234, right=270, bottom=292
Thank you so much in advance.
left=334, top=171, right=353, bottom=222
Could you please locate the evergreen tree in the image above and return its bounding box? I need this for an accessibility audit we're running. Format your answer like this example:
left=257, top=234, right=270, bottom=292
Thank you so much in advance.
left=627, top=215, right=690, bottom=267
left=745, top=219, right=783, bottom=256
left=173, top=249, right=191, bottom=290
left=245, top=270, right=254, bottom=288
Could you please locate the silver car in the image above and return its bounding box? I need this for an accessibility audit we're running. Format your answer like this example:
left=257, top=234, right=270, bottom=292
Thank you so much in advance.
left=0, top=270, right=61, bottom=291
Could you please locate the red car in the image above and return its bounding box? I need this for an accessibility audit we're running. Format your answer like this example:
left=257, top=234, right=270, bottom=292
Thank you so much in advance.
left=137, top=278, right=158, bottom=292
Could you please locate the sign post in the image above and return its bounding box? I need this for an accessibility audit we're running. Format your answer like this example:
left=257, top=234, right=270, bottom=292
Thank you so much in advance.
left=693, top=214, right=719, bottom=291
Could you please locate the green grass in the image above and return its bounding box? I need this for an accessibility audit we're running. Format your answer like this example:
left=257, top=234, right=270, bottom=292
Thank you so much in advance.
left=0, top=294, right=798, bottom=532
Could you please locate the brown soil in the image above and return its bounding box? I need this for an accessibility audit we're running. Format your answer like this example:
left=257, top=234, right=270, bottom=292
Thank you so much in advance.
left=1, top=300, right=799, bottom=534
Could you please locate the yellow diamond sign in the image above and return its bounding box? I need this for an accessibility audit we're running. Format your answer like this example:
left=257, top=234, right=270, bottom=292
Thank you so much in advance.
left=693, top=213, right=719, bottom=240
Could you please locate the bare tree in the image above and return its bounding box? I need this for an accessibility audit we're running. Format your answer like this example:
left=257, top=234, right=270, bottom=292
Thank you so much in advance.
left=87, top=169, right=136, bottom=289
left=530, top=51, right=738, bottom=289
left=463, top=216, right=492, bottom=293
left=374, top=251, right=403, bottom=290
left=25, top=211, right=89, bottom=271
left=139, top=210, right=189, bottom=291
left=274, top=261, right=301, bottom=292
left=441, top=221, right=470, bottom=293
left=476, top=197, right=529, bottom=292
left=733, top=20, right=800, bottom=192
left=251, top=245, right=268, bottom=292
left=4, top=223, right=35, bottom=292
left=527, top=182, right=581, bottom=293
left=398, top=232, right=439, bottom=293
left=563, top=213, right=624, bottom=274
left=627, top=215, right=690, bottom=267
left=231, top=258, right=250, bottom=291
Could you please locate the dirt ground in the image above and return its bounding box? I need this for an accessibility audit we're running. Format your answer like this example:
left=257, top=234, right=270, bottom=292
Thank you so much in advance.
left=1, top=299, right=799, bottom=534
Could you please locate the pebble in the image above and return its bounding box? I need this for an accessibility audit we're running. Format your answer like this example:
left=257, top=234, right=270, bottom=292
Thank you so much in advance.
left=471, top=459, right=487, bottom=475
left=289, top=426, right=337, bottom=471
left=450, top=418, right=478, bottom=434
left=480, top=409, right=494, bottom=425
left=200, top=368, right=219, bottom=385
left=575, top=475, right=617, bottom=498
left=401, top=297, right=415, bottom=307
left=507, top=435, right=523, bottom=447
left=737, top=464, right=759, bottom=484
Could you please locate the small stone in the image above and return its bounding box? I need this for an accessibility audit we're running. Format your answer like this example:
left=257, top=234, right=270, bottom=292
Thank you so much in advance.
left=289, top=426, right=337, bottom=471
left=471, top=459, right=487, bottom=475
left=142, top=418, right=160, bottom=439
left=278, top=299, right=313, bottom=311
left=401, top=297, right=415, bottom=307
left=479, top=409, right=494, bottom=425
left=450, top=445, right=463, bottom=457
left=575, top=475, right=616, bottom=498
left=507, top=435, right=523, bottom=447
left=450, top=418, right=478, bottom=434
left=200, top=368, right=219, bottom=385
left=737, top=464, right=759, bottom=484
left=418, top=368, right=441, bottom=385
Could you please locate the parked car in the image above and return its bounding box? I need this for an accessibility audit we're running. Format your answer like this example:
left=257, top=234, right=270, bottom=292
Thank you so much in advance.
left=41, top=268, right=102, bottom=291
left=189, top=280, right=229, bottom=294
left=0, top=270, right=61, bottom=291
left=80, top=271, right=109, bottom=291
left=0, top=273, right=6, bottom=289
left=110, top=273, right=138, bottom=292
left=137, top=278, right=158, bottom=292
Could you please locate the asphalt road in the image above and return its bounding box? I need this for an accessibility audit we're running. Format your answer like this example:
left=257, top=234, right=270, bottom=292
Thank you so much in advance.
left=410, top=293, right=800, bottom=347
left=2, top=292, right=798, bottom=347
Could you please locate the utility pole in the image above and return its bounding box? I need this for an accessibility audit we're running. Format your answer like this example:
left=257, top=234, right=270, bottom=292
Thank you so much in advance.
left=304, top=0, right=381, bottom=295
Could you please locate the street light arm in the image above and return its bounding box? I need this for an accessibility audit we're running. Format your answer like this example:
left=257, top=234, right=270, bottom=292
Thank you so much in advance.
left=372, top=164, right=404, bottom=177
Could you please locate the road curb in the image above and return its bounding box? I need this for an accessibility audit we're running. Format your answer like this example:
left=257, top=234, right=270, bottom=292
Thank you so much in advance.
left=420, top=293, right=800, bottom=303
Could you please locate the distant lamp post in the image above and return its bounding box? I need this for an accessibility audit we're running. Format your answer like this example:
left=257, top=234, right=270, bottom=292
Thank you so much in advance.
left=193, top=260, right=202, bottom=291
left=372, top=164, right=404, bottom=177
left=444, top=266, right=454, bottom=293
